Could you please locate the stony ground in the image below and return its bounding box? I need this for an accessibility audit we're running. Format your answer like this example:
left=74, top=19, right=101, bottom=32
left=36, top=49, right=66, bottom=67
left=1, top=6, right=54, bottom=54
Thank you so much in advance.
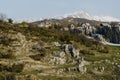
left=0, top=22, right=120, bottom=80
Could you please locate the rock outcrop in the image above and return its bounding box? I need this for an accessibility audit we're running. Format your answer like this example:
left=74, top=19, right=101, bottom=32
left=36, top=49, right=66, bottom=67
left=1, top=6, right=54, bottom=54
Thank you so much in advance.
left=77, top=57, right=88, bottom=73
left=69, top=23, right=120, bottom=44
left=69, top=23, right=96, bottom=35
left=97, top=23, right=120, bottom=44
left=49, top=57, right=66, bottom=65
left=61, top=44, right=79, bottom=57
left=52, top=51, right=65, bottom=58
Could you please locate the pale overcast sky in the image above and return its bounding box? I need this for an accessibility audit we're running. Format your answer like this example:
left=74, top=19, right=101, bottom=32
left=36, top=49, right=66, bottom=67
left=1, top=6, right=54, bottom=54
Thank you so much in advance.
left=0, top=0, right=119, bottom=21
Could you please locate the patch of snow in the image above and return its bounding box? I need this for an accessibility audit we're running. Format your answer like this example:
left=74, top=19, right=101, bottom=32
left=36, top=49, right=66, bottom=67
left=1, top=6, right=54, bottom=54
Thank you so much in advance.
left=54, top=11, right=120, bottom=22
left=101, top=41, right=120, bottom=46
left=86, top=35, right=120, bottom=46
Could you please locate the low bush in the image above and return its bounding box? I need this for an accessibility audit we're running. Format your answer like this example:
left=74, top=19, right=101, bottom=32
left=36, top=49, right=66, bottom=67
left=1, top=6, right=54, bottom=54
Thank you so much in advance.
left=80, top=49, right=94, bottom=55
left=29, top=53, right=46, bottom=61
left=0, top=64, right=8, bottom=72
left=10, top=63, right=24, bottom=73
left=0, top=63, right=24, bottom=73
left=0, top=52, right=15, bottom=59
left=97, top=46, right=109, bottom=53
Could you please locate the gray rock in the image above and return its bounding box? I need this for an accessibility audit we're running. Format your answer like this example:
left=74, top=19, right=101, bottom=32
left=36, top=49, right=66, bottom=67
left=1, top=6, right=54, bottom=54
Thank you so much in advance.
left=68, top=24, right=75, bottom=30
left=76, top=57, right=89, bottom=73
left=77, top=57, right=84, bottom=64
left=96, top=66, right=105, bottom=72
left=100, top=23, right=111, bottom=27
left=61, top=44, right=79, bottom=57
left=91, top=34, right=105, bottom=41
left=52, top=42, right=61, bottom=47
left=63, top=27, right=69, bottom=31
left=49, top=57, right=66, bottom=65
left=97, top=23, right=120, bottom=44
left=59, top=52, right=66, bottom=58
left=77, top=65, right=87, bottom=73
left=69, top=23, right=96, bottom=35
left=52, top=51, right=65, bottom=58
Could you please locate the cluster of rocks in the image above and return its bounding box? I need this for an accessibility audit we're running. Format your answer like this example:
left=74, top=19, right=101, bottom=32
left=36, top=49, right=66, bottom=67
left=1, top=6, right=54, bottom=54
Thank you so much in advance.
left=61, top=44, right=80, bottom=58
left=51, top=42, right=61, bottom=47
left=94, top=66, right=105, bottom=72
left=35, top=18, right=120, bottom=44
left=68, top=23, right=106, bottom=42
left=68, top=23, right=96, bottom=35
left=68, top=22, right=120, bottom=44
left=57, top=57, right=88, bottom=73
left=49, top=43, right=80, bottom=65
left=48, top=57, right=66, bottom=65
left=49, top=42, right=89, bottom=73
left=68, top=23, right=120, bottom=44
left=52, top=51, right=65, bottom=58
left=36, top=20, right=120, bottom=44
left=97, top=23, right=120, bottom=44
left=76, top=57, right=88, bottom=73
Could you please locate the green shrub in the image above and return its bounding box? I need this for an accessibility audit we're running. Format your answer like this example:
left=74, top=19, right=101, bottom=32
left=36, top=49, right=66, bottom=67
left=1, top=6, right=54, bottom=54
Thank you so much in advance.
left=0, top=74, right=18, bottom=80
left=10, top=63, right=24, bottom=73
left=0, top=52, right=14, bottom=59
left=97, top=46, right=109, bottom=53
left=8, top=18, right=13, bottom=24
left=0, top=63, right=24, bottom=73
left=0, top=35, right=11, bottom=46
left=59, top=34, right=71, bottom=43
left=6, top=74, right=15, bottom=80
left=29, top=53, right=45, bottom=61
left=80, top=49, right=94, bottom=55
left=0, top=74, right=5, bottom=80
left=0, top=64, right=7, bottom=72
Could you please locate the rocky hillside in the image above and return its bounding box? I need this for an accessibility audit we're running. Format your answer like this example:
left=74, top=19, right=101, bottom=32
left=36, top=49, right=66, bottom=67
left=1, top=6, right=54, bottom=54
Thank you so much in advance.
left=33, top=18, right=120, bottom=44
left=0, top=19, right=120, bottom=80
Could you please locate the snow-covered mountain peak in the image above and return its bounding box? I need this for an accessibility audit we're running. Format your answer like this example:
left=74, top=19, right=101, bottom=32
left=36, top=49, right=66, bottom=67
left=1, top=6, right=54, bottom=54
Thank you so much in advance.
left=56, top=11, right=120, bottom=22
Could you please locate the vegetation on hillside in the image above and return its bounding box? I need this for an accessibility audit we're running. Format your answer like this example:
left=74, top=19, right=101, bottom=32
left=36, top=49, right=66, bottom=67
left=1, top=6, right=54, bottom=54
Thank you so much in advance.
left=0, top=17, right=120, bottom=80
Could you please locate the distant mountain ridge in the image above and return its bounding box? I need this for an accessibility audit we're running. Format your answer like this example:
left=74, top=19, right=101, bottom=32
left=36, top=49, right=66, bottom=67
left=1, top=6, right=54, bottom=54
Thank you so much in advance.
left=33, top=12, right=120, bottom=44
left=53, top=11, right=120, bottom=22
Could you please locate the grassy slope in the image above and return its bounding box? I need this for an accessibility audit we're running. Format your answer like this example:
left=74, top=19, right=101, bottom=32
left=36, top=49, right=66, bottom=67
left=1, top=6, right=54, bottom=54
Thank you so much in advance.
left=0, top=22, right=120, bottom=80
